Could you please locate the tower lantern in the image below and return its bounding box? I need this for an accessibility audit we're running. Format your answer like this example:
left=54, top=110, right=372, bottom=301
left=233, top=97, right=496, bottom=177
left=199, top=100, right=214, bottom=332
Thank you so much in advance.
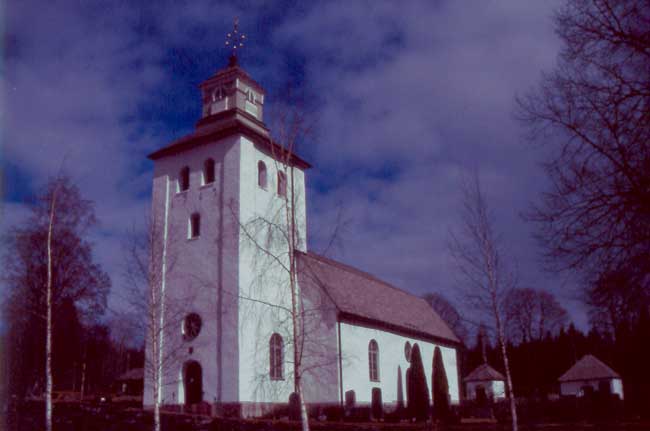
left=198, top=18, right=265, bottom=125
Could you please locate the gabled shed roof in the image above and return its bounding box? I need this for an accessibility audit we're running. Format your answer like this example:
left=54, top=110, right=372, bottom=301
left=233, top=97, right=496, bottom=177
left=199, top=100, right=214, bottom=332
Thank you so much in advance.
left=464, top=363, right=505, bottom=382
left=117, top=368, right=144, bottom=381
left=296, top=251, right=460, bottom=345
left=558, top=354, right=620, bottom=382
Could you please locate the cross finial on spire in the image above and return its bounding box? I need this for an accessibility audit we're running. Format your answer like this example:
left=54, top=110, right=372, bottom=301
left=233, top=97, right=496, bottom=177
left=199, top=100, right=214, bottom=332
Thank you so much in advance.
left=225, top=17, right=246, bottom=65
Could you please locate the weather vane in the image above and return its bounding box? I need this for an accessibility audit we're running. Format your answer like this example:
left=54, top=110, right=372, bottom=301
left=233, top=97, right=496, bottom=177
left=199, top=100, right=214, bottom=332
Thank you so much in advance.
left=225, top=17, right=246, bottom=60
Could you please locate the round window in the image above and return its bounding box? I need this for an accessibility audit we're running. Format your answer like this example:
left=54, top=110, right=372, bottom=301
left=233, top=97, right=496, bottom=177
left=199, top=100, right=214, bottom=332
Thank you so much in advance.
left=404, top=341, right=412, bottom=362
left=183, top=313, right=202, bottom=341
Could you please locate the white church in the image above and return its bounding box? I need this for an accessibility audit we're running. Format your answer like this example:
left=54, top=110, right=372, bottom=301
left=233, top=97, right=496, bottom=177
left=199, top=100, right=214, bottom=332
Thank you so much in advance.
left=143, top=50, right=461, bottom=417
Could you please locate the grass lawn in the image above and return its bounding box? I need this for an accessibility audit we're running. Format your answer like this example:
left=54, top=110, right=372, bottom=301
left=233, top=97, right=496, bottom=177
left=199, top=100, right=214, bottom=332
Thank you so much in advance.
left=6, top=402, right=649, bottom=431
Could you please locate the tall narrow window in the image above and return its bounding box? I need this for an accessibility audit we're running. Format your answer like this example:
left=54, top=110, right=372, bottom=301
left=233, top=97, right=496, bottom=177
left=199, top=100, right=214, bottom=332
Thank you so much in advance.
left=258, top=161, right=267, bottom=189
left=368, top=339, right=380, bottom=382
left=179, top=166, right=190, bottom=192
left=212, top=87, right=224, bottom=101
left=277, top=171, right=287, bottom=197
left=189, top=213, right=200, bottom=238
left=203, top=158, right=215, bottom=184
left=269, top=333, right=284, bottom=380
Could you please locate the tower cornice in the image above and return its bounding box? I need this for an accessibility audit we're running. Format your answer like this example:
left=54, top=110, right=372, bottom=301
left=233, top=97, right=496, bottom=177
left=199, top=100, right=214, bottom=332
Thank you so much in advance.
left=199, top=65, right=265, bottom=96
left=147, top=108, right=311, bottom=169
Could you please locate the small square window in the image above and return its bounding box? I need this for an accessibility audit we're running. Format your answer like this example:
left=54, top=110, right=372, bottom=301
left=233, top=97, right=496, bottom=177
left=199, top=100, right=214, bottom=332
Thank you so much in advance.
left=258, top=161, right=267, bottom=189
left=179, top=167, right=190, bottom=192
left=189, top=213, right=200, bottom=239
left=277, top=171, right=287, bottom=197
left=203, top=159, right=215, bottom=185
left=270, top=333, right=284, bottom=380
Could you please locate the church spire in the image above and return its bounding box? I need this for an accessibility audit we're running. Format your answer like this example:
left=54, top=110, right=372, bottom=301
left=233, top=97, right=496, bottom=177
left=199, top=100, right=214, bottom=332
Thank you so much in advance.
left=196, top=18, right=266, bottom=132
left=224, top=17, right=246, bottom=66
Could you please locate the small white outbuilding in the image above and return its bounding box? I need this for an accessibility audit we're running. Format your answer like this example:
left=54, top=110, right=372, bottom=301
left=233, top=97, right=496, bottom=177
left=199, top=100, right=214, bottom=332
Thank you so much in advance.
left=558, top=354, right=624, bottom=399
left=464, top=363, right=506, bottom=402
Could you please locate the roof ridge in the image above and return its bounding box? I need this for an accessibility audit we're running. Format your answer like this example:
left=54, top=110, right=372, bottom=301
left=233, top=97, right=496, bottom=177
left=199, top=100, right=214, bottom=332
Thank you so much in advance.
left=464, top=362, right=505, bottom=381
left=583, top=354, right=617, bottom=371
left=296, top=251, right=460, bottom=344
left=302, top=250, right=426, bottom=301
left=558, top=354, right=620, bottom=381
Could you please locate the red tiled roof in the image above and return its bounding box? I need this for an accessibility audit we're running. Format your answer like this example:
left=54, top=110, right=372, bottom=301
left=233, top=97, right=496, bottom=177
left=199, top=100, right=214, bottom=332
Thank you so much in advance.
left=296, top=251, right=460, bottom=345
left=558, top=354, right=620, bottom=382
left=464, top=363, right=505, bottom=382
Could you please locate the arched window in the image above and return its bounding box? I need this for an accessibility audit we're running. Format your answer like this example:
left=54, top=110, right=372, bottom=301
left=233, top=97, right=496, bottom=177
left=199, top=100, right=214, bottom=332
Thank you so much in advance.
left=203, top=158, right=215, bottom=184
left=277, top=171, right=287, bottom=197
left=368, top=339, right=380, bottom=382
left=189, top=213, right=200, bottom=238
left=212, top=87, right=224, bottom=101
left=269, top=333, right=284, bottom=380
left=258, top=161, right=267, bottom=189
left=179, top=166, right=190, bottom=192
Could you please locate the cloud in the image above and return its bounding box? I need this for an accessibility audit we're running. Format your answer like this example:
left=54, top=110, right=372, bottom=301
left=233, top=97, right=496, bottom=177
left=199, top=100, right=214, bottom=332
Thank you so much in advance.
left=273, top=0, right=587, bottom=326
left=2, top=0, right=588, bottom=329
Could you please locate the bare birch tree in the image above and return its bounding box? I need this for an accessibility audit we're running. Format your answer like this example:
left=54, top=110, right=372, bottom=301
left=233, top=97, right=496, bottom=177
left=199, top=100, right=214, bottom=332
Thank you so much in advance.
left=448, top=173, right=518, bottom=431
left=44, top=181, right=57, bottom=431
left=120, top=213, right=202, bottom=431
left=231, top=90, right=348, bottom=431
left=2, top=175, right=109, bottom=431
left=235, top=146, right=310, bottom=429
left=120, top=215, right=167, bottom=431
left=274, top=99, right=311, bottom=431
left=236, top=200, right=341, bottom=428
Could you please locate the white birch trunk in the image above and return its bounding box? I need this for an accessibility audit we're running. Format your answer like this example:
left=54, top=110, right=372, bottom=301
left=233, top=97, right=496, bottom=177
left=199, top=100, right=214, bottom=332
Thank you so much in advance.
left=495, top=312, right=518, bottom=431
left=456, top=174, right=518, bottom=431
left=153, top=321, right=161, bottom=431
left=45, top=190, right=56, bottom=431
left=152, top=176, right=170, bottom=431
left=287, top=165, right=310, bottom=431
left=150, top=251, right=162, bottom=431
left=151, top=284, right=161, bottom=431
left=154, top=389, right=161, bottom=431
left=80, top=361, right=86, bottom=401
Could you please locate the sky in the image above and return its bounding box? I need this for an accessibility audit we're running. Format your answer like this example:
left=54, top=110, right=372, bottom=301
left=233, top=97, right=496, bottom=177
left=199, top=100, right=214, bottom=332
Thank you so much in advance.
left=1, top=0, right=588, bottom=333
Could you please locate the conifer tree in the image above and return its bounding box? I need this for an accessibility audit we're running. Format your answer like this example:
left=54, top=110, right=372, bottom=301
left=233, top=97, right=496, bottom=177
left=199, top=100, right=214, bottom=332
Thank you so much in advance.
left=432, top=346, right=450, bottom=422
left=407, top=344, right=430, bottom=421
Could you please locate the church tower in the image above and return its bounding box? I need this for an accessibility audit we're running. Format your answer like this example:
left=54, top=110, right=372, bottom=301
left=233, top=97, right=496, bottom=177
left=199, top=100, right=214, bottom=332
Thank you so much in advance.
left=144, top=23, right=310, bottom=415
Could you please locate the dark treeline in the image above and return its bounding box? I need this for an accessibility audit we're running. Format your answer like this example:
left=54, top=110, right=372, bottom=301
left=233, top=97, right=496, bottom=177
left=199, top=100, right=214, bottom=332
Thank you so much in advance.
left=1, top=176, right=144, bottom=404
left=462, top=309, right=650, bottom=418
left=3, top=304, right=143, bottom=400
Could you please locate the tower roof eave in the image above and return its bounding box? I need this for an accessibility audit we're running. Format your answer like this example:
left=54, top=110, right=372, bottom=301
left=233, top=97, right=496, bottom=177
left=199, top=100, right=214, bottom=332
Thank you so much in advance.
left=147, top=108, right=311, bottom=169
left=199, top=64, right=265, bottom=95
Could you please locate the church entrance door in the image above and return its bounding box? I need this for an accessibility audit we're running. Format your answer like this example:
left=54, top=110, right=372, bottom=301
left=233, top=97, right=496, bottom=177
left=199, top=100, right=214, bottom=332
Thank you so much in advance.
left=184, top=361, right=202, bottom=405
left=476, top=385, right=487, bottom=405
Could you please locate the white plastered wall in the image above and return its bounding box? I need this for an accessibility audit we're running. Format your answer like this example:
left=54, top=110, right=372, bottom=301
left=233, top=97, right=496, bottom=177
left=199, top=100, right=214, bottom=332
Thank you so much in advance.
left=237, top=136, right=308, bottom=405
left=560, top=378, right=624, bottom=399
left=144, top=135, right=241, bottom=407
left=465, top=380, right=506, bottom=400
left=339, top=322, right=460, bottom=405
